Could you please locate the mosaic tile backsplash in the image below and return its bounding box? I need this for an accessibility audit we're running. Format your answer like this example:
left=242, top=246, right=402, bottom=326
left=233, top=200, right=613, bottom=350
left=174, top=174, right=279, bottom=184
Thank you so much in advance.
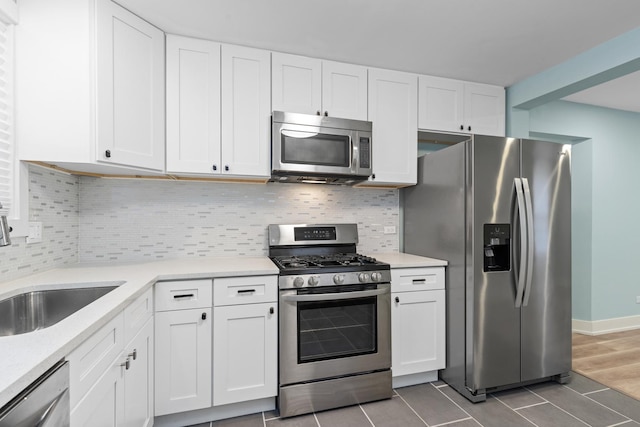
left=0, top=165, right=79, bottom=282
left=78, top=177, right=399, bottom=262
left=0, top=165, right=399, bottom=281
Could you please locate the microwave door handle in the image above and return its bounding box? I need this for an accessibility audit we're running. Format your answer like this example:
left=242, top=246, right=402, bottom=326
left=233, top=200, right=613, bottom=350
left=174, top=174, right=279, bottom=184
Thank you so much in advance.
left=281, top=287, right=389, bottom=303
left=351, top=136, right=358, bottom=173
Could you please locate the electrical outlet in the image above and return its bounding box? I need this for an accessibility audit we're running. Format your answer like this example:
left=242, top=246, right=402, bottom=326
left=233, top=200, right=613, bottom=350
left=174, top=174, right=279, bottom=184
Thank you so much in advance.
left=26, top=221, right=42, bottom=244
left=383, top=226, right=396, bottom=235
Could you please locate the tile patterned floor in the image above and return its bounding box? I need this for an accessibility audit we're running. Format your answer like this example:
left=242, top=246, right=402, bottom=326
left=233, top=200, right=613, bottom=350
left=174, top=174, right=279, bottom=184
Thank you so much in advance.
left=187, top=372, right=640, bottom=427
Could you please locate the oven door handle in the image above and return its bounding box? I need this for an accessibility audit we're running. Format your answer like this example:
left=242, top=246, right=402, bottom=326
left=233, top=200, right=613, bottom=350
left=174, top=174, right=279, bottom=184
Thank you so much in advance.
left=281, top=287, right=389, bottom=302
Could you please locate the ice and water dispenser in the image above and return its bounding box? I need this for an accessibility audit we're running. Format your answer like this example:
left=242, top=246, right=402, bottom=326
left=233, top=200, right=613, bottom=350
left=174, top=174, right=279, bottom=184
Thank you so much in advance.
left=483, top=224, right=510, bottom=272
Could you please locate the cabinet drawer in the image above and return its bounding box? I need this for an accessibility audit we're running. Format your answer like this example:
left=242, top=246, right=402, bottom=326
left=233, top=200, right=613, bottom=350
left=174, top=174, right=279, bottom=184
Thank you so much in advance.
left=123, top=287, right=153, bottom=344
left=155, top=279, right=212, bottom=311
left=213, top=275, right=277, bottom=306
left=391, top=267, right=444, bottom=292
left=68, top=311, right=124, bottom=410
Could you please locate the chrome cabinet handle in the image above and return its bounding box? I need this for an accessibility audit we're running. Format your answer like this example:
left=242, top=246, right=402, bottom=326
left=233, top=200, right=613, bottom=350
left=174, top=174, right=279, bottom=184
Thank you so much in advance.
left=120, top=358, right=130, bottom=370
left=128, top=349, right=137, bottom=361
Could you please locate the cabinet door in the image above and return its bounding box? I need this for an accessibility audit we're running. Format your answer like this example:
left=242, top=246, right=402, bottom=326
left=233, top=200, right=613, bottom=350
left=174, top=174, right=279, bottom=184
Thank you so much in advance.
left=71, top=357, right=125, bottom=427
left=391, top=290, right=445, bottom=377
left=155, top=308, right=212, bottom=416
left=123, top=317, right=154, bottom=427
left=272, top=52, right=321, bottom=115
left=367, top=68, right=417, bottom=186
left=322, top=61, right=368, bottom=120
left=221, top=44, right=271, bottom=177
left=96, top=0, right=165, bottom=171
left=166, top=35, right=222, bottom=175
left=418, top=75, right=464, bottom=133
left=213, top=303, right=277, bottom=405
left=463, top=82, right=505, bottom=137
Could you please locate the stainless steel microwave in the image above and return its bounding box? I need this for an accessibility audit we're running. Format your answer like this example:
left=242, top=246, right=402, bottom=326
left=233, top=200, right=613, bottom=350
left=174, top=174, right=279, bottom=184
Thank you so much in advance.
left=271, top=111, right=372, bottom=185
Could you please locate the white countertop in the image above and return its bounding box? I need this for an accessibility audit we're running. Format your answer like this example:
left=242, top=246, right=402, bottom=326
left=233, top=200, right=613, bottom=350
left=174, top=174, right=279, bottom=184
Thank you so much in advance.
left=374, top=252, right=448, bottom=268
left=0, top=252, right=445, bottom=408
left=0, top=256, right=278, bottom=408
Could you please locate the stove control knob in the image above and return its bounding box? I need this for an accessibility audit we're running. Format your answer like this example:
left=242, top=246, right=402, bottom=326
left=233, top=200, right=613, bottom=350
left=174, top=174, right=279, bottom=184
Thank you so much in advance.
left=358, top=273, right=370, bottom=283
left=308, top=276, right=319, bottom=286
left=293, top=277, right=304, bottom=287
left=371, top=272, right=382, bottom=282
left=333, top=274, right=344, bottom=285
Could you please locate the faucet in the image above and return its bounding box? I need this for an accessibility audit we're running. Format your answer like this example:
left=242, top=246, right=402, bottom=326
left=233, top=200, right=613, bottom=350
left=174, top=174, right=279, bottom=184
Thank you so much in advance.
left=0, top=203, right=11, bottom=247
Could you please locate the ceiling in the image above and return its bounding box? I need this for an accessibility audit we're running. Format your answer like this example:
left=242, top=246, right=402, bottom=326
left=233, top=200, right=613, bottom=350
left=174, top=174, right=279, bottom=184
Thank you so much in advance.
left=116, top=0, right=640, bottom=112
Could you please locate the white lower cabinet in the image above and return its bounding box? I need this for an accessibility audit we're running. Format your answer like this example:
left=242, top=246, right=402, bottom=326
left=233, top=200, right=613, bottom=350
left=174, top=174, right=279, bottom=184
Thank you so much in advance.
left=391, top=267, right=445, bottom=384
left=212, top=276, right=278, bottom=406
left=153, top=275, right=278, bottom=420
left=123, top=317, right=154, bottom=427
left=69, top=288, right=154, bottom=427
left=213, top=302, right=277, bottom=406
left=71, top=359, right=124, bottom=427
left=154, top=280, right=213, bottom=416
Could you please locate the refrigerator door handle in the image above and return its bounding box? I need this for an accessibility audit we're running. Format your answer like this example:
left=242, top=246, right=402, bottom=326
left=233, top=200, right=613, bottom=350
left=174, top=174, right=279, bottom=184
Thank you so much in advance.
left=514, top=178, right=527, bottom=308
left=521, top=178, right=535, bottom=306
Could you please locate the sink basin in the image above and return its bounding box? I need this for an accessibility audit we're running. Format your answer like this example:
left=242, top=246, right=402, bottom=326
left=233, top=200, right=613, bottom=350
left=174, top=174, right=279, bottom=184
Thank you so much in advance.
left=0, top=282, right=124, bottom=337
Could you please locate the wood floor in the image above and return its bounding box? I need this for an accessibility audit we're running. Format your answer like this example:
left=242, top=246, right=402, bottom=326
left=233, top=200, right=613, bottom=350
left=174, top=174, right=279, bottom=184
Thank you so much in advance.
left=573, top=329, right=640, bottom=401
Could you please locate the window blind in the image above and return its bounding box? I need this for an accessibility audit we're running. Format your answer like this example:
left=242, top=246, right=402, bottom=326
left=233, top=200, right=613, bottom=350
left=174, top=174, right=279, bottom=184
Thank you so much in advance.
left=0, top=20, right=12, bottom=215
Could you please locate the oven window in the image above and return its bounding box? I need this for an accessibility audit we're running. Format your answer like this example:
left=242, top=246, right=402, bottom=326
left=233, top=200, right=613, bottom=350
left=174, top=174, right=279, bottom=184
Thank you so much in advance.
left=297, top=296, right=377, bottom=363
left=281, top=132, right=350, bottom=167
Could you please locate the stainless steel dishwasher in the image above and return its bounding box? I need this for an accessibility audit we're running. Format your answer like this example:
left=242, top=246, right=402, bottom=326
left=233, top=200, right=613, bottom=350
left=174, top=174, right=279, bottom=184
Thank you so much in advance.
left=0, top=360, right=69, bottom=426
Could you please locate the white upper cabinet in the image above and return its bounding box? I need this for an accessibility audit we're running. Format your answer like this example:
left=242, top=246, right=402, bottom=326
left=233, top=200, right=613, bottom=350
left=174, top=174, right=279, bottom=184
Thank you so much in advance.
left=322, top=60, right=368, bottom=120
left=418, top=75, right=505, bottom=136
left=166, top=38, right=271, bottom=179
left=272, top=53, right=321, bottom=115
left=272, top=52, right=367, bottom=120
left=463, top=82, right=506, bottom=136
left=367, top=68, right=418, bottom=187
left=221, top=44, right=272, bottom=178
left=17, top=0, right=165, bottom=174
left=166, top=35, right=222, bottom=175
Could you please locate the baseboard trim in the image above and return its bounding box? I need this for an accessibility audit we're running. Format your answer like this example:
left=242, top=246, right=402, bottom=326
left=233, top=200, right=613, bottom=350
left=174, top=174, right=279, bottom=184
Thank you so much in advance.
left=573, top=315, right=640, bottom=336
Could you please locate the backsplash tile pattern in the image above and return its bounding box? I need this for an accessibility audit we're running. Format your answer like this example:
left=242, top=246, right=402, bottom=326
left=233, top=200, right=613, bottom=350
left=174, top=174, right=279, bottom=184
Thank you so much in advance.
left=0, top=165, right=79, bottom=282
left=79, top=178, right=399, bottom=262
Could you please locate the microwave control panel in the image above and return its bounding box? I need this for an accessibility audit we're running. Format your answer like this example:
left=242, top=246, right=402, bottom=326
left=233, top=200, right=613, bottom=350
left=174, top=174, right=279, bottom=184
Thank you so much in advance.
left=359, top=137, right=371, bottom=168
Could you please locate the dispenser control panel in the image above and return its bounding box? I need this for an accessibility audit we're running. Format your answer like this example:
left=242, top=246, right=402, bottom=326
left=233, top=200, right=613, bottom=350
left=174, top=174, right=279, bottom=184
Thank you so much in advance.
left=483, top=224, right=510, bottom=272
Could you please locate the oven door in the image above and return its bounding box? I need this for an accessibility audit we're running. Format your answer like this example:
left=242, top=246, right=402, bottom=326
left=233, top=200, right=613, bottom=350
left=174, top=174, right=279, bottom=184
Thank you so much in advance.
left=279, top=283, right=391, bottom=386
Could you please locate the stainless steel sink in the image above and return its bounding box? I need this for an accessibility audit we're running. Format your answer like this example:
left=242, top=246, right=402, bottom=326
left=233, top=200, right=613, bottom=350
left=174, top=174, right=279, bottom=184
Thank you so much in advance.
left=0, top=282, right=124, bottom=337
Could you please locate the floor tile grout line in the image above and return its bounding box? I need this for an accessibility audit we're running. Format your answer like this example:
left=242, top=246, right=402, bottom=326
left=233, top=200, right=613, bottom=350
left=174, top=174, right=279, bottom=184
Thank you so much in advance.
left=582, top=387, right=611, bottom=396
left=262, top=411, right=267, bottom=427
left=489, top=393, right=541, bottom=427
left=566, top=384, right=638, bottom=425
left=523, top=386, right=599, bottom=427
left=510, top=400, right=548, bottom=411
left=392, top=389, right=433, bottom=426
left=430, top=416, right=474, bottom=427
left=357, top=403, right=376, bottom=427
left=430, top=384, right=482, bottom=426
left=313, top=412, right=321, bottom=427
left=607, top=421, right=637, bottom=427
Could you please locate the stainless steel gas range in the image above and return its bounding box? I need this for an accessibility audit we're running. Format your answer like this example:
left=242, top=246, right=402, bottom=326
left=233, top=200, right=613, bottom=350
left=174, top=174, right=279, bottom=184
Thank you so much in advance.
left=268, top=223, right=392, bottom=418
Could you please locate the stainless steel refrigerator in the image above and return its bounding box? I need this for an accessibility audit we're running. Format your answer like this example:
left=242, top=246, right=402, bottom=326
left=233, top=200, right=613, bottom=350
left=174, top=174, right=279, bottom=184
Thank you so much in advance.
left=403, top=135, right=571, bottom=402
